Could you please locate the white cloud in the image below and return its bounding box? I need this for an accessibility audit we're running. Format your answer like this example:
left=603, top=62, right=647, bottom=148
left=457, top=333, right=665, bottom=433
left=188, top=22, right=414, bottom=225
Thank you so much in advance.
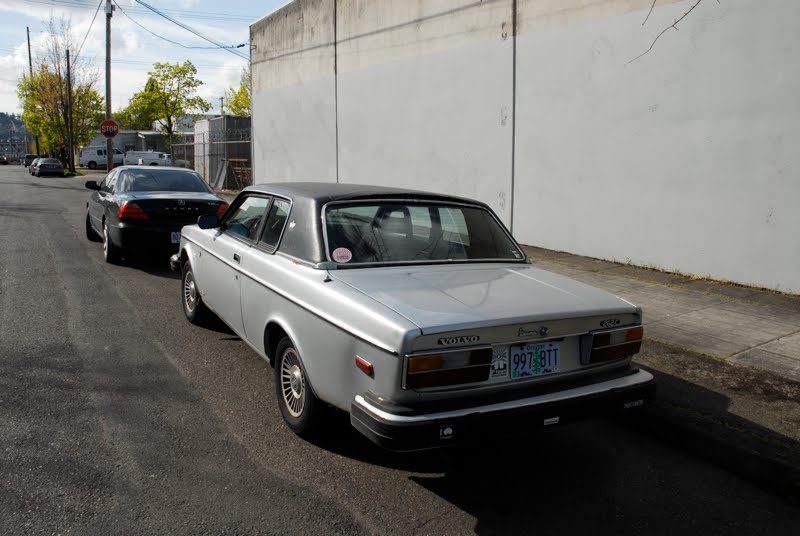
left=0, top=0, right=262, bottom=114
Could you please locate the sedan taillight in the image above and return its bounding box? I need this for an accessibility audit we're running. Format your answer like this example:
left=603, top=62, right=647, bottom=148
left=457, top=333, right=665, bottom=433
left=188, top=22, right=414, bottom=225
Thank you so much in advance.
left=405, top=348, right=492, bottom=389
left=119, top=201, right=149, bottom=220
left=582, top=326, right=643, bottom=365
left=216, top=202, right=229, bottom=219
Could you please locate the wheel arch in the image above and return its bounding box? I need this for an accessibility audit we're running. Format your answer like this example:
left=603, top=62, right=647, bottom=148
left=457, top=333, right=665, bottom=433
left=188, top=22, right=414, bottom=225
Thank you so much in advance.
left=264, top=321, right=289, bottom=367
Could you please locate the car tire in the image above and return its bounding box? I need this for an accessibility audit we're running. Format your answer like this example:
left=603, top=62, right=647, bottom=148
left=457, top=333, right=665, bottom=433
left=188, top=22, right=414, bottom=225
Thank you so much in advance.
left=274, top=336, right=319, bottom=437
left=88, top=161, right=97, bottom=170
left=181, top=261, right=209, bottom=325
left=85, top=212, right=101, bottom=242
left=102, top=220, right=122, bottom=264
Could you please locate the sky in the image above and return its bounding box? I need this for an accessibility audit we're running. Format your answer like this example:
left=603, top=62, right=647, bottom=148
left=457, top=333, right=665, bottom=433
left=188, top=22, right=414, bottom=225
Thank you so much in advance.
left=0, top=0, right=287, bottom=116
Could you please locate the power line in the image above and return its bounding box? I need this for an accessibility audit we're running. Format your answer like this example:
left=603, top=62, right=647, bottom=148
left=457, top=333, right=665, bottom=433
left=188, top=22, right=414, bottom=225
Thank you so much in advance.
left=73, top=0, right=103, bottom=65
left=112, top=1, right=247, bottom=53
left=133, top=0, right=248, bottom=60
left=20, top=0, right=256, bottom=23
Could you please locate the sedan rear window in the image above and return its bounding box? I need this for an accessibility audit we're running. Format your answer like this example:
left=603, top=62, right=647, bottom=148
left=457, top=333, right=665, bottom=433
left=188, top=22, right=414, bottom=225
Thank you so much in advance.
left=325, top=202, right=524, bottom=265
left=40, top=158, right=61, bottom=164
left=116, top=169, right=210, bottom=193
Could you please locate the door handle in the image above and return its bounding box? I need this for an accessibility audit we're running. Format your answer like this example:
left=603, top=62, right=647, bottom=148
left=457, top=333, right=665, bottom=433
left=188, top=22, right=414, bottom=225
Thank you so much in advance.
left=233, top=253, right=241, bottom=263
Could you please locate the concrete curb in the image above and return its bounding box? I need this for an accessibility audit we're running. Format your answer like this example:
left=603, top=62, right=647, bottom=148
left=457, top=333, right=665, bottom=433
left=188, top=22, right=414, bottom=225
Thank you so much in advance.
left=625, top=368, right=800, bottom=503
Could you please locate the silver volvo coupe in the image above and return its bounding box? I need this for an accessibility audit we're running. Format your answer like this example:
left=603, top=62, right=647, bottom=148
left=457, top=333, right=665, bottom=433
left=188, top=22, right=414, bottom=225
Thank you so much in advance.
left=171, top=183, right=654, bottom=450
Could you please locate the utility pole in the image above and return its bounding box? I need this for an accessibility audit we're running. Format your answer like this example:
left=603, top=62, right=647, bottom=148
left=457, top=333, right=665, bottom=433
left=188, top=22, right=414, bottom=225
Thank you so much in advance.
left=220, top=96, right=224, bottom=116
left=105, top=0, right=114, bottom=170
left=66, top=49, right=75, bottom=173
left=26, top=27, right=40, bottom=155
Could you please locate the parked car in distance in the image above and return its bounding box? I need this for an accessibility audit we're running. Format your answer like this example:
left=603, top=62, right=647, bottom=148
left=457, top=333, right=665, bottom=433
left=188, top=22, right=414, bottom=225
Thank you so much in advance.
left=28, top=158, right=41, bottom=175
left=35, top=158, right=64, bottom=177
left=123, top=151, right=171, bottom=166
left=84, top=166, right=228, bottom=264
left=24, top=154, right=38, bottom=167
left=79, top=146, right=124, bottom=169
left=171, top=183, right=654, bottom=451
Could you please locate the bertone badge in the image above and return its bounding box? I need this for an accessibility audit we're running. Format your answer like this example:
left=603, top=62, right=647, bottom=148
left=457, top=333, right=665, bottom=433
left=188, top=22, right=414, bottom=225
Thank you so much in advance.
left=518, top=326, right=549, bottom=337
left=438, top=335, right=480, bottom=346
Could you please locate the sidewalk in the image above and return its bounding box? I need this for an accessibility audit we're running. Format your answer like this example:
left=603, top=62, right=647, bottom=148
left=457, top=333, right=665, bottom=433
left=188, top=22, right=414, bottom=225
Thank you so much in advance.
left=522, top=245, right=800, bottom=499
left=521, top=246, right=800, bottom=381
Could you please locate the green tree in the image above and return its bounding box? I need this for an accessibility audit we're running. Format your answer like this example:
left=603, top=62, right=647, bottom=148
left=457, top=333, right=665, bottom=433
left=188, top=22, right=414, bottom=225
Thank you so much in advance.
left=16, top=17, right=103, bottom=164
left=138, top=61, right=212, bottom=149
left=224, top=66, right=251, bottom=117
left=115, top=78, right=159, bottom=131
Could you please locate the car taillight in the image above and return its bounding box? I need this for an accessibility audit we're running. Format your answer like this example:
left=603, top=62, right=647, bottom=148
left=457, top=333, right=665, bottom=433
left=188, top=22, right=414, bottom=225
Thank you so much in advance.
left=582, top=326, right=643, bottom=364
left=118, top=202, right=149, bottom=220
left=216, top=202, right=229, bottom=219
left=405, top=348, right=492, bottom=389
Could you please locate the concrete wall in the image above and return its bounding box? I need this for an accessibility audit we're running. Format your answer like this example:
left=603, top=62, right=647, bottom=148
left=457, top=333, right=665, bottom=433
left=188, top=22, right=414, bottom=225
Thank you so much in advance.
left=250, top=0, right=800, bottom=294
left=513, top=0, right=800, bottom=294
left=336, top=0, right=514, bottom=224
left=251, top=0, right=338, bottom=182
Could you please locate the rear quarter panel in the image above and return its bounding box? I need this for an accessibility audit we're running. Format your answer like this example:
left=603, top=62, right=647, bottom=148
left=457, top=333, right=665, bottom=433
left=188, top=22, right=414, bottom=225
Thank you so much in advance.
left=239, top=253, right=420, bottom=411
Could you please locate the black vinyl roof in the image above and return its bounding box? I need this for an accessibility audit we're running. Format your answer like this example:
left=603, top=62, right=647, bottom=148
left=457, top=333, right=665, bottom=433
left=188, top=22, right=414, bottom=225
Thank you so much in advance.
left=242, top=182, right=488, bottom=207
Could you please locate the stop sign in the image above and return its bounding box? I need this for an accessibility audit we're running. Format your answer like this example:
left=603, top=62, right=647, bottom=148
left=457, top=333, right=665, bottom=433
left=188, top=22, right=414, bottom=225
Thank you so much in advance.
left=99, top=119, right=119, bottom=138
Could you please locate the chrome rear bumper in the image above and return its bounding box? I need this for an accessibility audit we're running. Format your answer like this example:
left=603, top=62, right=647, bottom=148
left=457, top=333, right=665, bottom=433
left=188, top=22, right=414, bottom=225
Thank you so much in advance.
left=351, top=368, right=655, bottom=451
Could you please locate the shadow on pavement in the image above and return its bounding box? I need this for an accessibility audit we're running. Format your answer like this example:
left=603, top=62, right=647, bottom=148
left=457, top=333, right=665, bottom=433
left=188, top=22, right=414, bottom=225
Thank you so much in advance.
left=305, top=367, right=799, bottom=534
left=630, top=366, right=800, bottom=501
left=120, top=251, right=181, bottom=280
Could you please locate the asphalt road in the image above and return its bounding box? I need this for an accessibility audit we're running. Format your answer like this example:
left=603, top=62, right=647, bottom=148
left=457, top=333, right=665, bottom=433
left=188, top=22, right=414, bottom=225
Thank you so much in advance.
left=1, top=165, right=798, bottom=535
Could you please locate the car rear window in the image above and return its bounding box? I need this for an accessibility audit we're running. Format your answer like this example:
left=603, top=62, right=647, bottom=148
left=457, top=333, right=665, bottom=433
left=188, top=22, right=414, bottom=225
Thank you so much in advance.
left=40, top=158, right=61, bottom=164
left=116, top=169, right=210, bottom=193
left=324, top=201, right=524, bottom=265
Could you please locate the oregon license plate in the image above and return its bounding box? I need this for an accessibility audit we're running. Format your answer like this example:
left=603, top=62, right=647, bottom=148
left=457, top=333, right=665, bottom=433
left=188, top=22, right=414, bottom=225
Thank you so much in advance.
left=170, top=232, right=181, bottom=244
left=509, top=342, right=560, bottom=379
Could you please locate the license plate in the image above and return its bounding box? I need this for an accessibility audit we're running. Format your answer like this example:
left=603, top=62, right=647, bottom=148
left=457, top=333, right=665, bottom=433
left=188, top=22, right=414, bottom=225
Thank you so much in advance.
left=171, top=232, right=181, bottom=244
left=509, top=342, right=560, bottom=379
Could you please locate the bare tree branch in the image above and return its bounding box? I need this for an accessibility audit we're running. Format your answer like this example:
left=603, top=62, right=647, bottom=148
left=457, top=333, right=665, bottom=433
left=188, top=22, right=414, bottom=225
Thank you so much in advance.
left=628, top=0, right=705, bottom=64
left=642, top=0, right=658, bottom=26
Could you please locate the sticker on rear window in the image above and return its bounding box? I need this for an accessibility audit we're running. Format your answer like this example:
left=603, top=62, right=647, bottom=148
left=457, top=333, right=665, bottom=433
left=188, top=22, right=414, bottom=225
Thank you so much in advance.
left=332, top=247, right=353, bottom=263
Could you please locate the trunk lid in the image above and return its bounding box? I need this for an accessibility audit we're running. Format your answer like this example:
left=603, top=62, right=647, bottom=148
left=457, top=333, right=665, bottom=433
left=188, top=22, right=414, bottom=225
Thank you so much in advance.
left=121, top=192, right=223, bottom=225
left=330, top=263, right=638, bottom=334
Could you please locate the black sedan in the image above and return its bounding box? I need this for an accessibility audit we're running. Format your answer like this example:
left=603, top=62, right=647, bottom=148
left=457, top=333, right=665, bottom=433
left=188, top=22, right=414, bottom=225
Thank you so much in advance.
left=35, top=158, right=64, bottom=177
left=85, top=166, right=229, bottom=264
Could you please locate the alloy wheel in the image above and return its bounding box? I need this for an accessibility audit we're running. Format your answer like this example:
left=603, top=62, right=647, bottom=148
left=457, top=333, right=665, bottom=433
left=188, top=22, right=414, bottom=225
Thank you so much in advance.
left=280, top=348, right=305, bottom=418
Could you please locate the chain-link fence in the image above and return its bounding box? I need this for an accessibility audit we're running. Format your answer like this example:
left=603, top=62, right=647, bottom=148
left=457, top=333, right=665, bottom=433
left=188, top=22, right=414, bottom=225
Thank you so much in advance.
left=172, top=119, right=251, bottom=190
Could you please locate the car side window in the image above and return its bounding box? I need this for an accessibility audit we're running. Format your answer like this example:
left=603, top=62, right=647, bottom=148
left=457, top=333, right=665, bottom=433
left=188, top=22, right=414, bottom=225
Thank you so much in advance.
left=99, top=170, right=117, bottom=193
left=259, top=198, right=291, bottom=251
left=224, top=196, right=270, bottom=242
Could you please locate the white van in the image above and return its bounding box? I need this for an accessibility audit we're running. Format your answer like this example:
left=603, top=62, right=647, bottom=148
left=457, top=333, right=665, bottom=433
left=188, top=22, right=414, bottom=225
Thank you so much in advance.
left=79, top=146, right=124, bottom=169
left=123, top=151, right=172, bottom=166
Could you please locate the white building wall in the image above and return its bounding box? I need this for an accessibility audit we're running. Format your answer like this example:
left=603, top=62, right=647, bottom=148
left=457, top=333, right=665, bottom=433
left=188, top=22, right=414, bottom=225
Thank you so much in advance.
left=250, top=0, right=800, bottom=293
left=250, top=0, right=338, bottom=182
left=335, top=0, right=514, bottom=224
left=513, top=0, right=800, bottom=293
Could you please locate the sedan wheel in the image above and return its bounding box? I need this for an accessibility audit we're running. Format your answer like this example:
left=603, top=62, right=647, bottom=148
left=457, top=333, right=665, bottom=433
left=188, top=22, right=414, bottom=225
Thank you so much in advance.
left=181, top=261, right=209, bottom=325
left=102, top=221, right=121, bottom=264
left=275, top=337, right=318, bottom=436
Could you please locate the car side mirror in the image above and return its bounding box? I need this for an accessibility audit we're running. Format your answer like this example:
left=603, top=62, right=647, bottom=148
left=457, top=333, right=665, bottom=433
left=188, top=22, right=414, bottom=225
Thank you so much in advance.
left=197, top=214, right=219, bottom=229
left=84, top=180, right=100, bottom=191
